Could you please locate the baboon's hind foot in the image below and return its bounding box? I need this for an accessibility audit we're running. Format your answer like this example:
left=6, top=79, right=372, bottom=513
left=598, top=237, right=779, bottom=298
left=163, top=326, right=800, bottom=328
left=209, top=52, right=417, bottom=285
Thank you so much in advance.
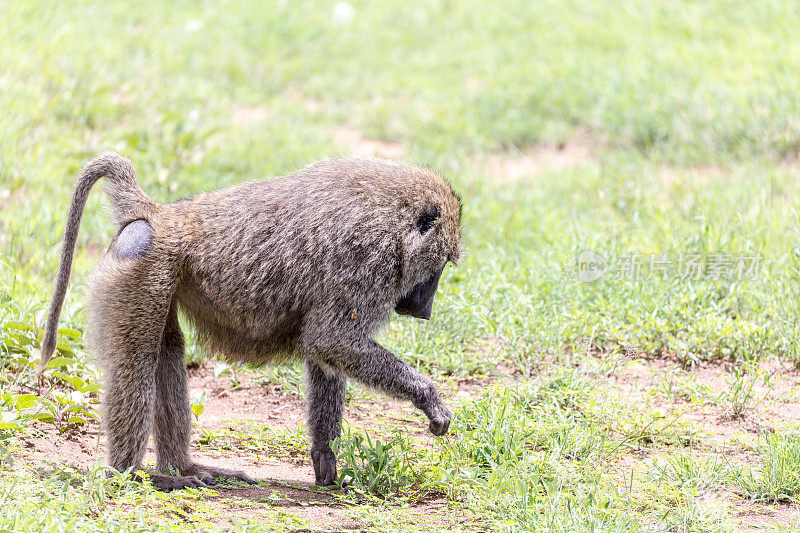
left=148, top=472, right=210, bottom=491
left=146, top=464, right=255, bottom=491
left=182, top=463, right=256, bottom=486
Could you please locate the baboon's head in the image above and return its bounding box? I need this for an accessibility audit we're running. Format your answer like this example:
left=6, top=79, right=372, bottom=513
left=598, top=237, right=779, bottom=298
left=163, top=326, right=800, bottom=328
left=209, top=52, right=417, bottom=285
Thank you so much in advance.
left=394, top=166, right=462, bottom=320
left=316, top=157, right=462, bottom=321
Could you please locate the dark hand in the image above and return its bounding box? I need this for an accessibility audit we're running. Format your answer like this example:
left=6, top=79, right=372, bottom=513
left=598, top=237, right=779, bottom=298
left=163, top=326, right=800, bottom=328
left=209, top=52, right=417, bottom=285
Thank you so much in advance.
left=414, top=385, right=452, bottom=436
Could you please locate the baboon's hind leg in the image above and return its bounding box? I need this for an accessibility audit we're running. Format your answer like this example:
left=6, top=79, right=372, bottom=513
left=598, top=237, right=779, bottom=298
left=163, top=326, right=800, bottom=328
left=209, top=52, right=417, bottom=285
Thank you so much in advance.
left=152, top=302, right=255, bottom=489
left=92, top=258, right=173, bottom=485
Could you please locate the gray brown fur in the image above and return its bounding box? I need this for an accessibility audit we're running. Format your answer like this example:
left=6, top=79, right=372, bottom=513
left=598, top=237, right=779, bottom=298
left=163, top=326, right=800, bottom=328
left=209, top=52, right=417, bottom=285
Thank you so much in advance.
left=40, top=151, right=462, bottom=489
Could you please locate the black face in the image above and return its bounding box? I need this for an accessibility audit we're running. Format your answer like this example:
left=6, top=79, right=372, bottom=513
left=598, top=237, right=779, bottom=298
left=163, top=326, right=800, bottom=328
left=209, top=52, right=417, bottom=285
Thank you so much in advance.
left=395, top=267, right=443, bottom=320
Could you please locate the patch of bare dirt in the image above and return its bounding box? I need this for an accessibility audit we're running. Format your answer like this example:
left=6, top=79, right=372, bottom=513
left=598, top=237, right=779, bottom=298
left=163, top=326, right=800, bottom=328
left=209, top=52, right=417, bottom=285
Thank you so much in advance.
left=480, top=137, right=596, bottom=182
left=230, top=105, right=271, bottom=126
left=332, top=128, right=405, bottom=159
left=22, top=361, right=472, bottom=471
left=284, top=89, right=323, bottom=113
left=22, top=424, right=102, bottom=471
left=17, top=362, right=471, bottom=531
left=736, top=501, right=799, bottom=531
left=780, top=156, right=800, bottom=173
left=603, top=354, right=800, bottom=529
left=23, top=428, right=361, bottom=530
left=606, top=356, right=800, bottom=432
left=187, top=365, right=305, bottom=429
left=657, top=164, right=729, bottom=185
left=18, top=365, right=307, bottom=472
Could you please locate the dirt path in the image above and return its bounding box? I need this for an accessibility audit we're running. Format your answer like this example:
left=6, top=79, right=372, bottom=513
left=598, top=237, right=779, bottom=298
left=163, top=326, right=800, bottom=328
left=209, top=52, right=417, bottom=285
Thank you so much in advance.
left=16, top=351, right=800, bottom=530
left=17, top=363, right=466, bottom=531
left=603, top=355, right=800, bottom=530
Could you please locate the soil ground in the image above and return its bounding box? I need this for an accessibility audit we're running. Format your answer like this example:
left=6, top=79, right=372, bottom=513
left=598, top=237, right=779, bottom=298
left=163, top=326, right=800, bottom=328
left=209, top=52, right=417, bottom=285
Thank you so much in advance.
left=14, top=352, right=800, bottom=531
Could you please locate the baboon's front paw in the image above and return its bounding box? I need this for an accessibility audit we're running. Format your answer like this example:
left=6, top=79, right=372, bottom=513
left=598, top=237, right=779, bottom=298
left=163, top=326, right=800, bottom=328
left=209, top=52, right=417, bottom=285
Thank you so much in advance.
left=414, top=387, right=452, bottom=436
left=426, top=402, right=452, bottom=436
left=311, top=447, right=338, bottom=486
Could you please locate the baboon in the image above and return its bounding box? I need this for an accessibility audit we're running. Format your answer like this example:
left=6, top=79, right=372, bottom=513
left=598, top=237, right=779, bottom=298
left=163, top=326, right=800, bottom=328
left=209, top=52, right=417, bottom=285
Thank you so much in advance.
left=39, top=151, right=462, bottom=490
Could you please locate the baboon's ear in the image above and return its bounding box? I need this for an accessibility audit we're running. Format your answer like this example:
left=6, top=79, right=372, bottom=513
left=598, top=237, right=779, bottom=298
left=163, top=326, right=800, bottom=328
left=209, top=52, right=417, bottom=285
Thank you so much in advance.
left=416, top=205, right=440, bottom=234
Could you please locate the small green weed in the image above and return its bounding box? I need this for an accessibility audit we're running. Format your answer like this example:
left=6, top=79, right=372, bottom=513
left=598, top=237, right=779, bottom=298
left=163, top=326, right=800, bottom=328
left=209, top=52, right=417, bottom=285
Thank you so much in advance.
left=737, top=433, right=800, bottom=503
left=439, top=392, right=534, bottom=483
left=332, top=428, right=427, bottom=499
left=654, top=452, right=731, bottom=491
left=723, top=358, right=771, bottom=419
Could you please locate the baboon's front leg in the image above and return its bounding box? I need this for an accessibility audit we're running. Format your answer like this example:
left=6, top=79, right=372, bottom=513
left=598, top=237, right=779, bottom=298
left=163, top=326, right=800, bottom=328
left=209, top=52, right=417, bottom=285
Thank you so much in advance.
left=309, top=339, right=451, bottom=436
left=304, top=359, right=346, bottom=486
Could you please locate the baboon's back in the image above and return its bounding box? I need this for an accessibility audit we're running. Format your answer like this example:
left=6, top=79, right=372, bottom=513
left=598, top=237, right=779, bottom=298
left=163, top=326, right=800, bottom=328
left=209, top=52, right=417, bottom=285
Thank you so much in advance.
left=161, top=158, right=417, bottom=363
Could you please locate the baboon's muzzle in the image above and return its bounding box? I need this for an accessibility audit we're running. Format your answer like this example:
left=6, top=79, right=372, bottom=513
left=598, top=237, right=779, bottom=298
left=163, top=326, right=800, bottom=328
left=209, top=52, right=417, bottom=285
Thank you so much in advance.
left=394, top=268, right=443, bottom=320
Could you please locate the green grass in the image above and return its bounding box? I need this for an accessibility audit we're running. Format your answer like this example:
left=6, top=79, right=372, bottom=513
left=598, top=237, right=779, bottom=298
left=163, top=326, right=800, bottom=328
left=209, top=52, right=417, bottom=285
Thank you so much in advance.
left=3, top=0, right=800, bottom=530
left=737, top=433, right=800, bottom=503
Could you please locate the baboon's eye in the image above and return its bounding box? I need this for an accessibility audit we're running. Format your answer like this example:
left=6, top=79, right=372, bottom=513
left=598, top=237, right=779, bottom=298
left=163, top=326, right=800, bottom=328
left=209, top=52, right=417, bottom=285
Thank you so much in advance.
left=417, top=205, right=440, bottom=234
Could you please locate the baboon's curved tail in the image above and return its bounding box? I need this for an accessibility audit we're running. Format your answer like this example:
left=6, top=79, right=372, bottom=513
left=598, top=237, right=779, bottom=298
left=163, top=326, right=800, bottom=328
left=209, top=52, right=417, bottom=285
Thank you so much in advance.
left=38, top=151, right=157, bottom=372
